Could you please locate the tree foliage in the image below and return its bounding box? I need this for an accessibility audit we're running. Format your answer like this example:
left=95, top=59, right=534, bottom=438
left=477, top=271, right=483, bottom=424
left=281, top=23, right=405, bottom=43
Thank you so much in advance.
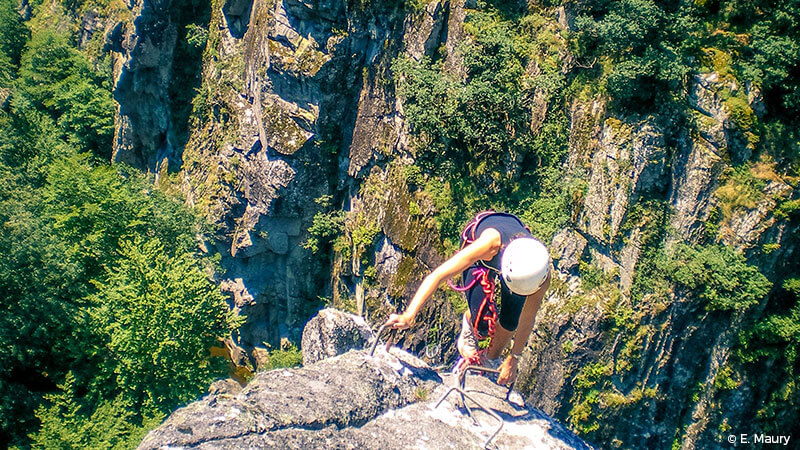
left=28, top=238, right=237, bottom=448
left=666, top=244, right=771, bottom=311
left=0, top=7, right=230, bottom=447
left=16, top=29, right=114, bottom=157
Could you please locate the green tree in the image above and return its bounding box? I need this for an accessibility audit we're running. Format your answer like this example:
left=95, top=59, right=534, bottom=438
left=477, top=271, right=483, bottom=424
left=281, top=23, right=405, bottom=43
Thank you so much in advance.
left=0, top=0, right=28, bottom=67
left=89, top=237, right=235, bottom=411
left=30, top=237, right=237, bottom=448
left=0, top=150, right=213, bottom=446
left=16, top=29, right=113, bottom=157
left=666, top=244, right=771, bottom=312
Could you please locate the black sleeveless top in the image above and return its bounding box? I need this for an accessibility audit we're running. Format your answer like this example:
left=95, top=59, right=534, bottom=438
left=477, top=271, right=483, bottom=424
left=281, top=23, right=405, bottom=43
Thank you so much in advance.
left=473, top=212, right=532, bottom=272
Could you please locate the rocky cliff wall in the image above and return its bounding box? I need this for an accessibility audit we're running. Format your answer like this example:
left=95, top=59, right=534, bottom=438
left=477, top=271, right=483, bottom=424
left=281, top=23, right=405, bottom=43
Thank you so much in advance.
left=104, top=0, right=799, bottom=447
left=518, top=72, right=797, bottom=448
left=169, top=0, right=467, bottom=363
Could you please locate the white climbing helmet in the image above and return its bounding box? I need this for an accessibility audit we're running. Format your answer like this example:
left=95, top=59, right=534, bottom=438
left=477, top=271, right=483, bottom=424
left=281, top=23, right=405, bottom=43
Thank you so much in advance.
left=501, top=238, right=550, bottom=295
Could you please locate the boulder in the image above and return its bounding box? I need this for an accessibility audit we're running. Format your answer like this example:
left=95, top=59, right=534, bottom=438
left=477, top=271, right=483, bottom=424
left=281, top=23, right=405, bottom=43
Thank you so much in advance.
left=301, top=308, right=374, bottom=365
left=139, top=347, right=594, bottom=449
left=138, top=348, right=440, bottom=449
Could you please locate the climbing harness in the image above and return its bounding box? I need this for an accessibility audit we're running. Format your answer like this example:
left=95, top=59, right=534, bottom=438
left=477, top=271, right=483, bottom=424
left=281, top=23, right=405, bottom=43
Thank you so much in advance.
left=447, top=210, right=500, bottom=370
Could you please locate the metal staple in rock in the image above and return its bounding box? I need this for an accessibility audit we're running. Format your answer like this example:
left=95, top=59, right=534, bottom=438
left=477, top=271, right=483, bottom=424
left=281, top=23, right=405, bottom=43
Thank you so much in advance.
left=435, top=385, right=504, bottom=449
left=368, top=324, right=389, bottom=357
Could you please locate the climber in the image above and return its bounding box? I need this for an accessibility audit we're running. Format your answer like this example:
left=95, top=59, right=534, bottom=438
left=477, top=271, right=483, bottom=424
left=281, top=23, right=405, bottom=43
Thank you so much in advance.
left=385, top=211, right=551, bottom=386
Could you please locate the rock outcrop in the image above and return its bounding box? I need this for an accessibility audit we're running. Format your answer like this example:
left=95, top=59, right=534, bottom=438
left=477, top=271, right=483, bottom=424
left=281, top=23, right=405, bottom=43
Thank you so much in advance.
left=140, top=341, right=592, bottom=449
left=300, top=307, right=373, bottom=365
left=108, top=0, right=179, bottom=173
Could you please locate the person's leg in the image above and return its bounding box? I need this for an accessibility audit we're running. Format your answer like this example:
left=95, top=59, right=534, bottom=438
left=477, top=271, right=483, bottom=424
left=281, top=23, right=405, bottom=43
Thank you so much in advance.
left=458, top=266, right=485, bottom=359
left=487, top=284, right=526, bottom=359
left=487, top=323, right=513, bottom=359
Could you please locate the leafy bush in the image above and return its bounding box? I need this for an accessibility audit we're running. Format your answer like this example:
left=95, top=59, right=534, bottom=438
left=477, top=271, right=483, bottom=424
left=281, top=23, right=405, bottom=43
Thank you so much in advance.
left=16, top=30, right=113, bottom=157
left=304, top=209, right=346, bottom=254
left=260, top=340, right=303, bottom=371
left=665, top=244, right=771, bottom=311
left=393, top=10, right=539, bottom=189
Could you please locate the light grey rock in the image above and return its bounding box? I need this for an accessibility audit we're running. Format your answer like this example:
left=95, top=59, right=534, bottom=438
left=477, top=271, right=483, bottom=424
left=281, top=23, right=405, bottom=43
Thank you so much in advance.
left=403, top=0, right=446, bottom=61
left=109, top=0, right=178, bottom=172
left=551, top=228, right=587, bottom=273
left=301, top=308, right=373, bottom=365
left=668, top=133, right=725, bottom=244
left=444, top=0, right=470, bottom=79
left=725, top=179, right=793, bottom=249
left=669, top=74, right=735, bottom=243
left=138, top=348, right=440, bottom=449
left=139, top=346, right=592, bottom=449
left=219, top=277, right=255, bottom=308
left=0, top=87, right=9, bottom=110
left=374, top=236, right=403, bottom=288
left=618, top=227, right=642, bottom=292
left=207, top=378, right=244, bottom=397
left=582, top=118, right=666, bottom=243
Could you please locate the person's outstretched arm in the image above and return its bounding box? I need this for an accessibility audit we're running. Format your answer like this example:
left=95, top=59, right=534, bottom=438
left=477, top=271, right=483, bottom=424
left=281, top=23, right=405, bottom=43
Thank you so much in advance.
left=385, top=228, right=502, bottom=329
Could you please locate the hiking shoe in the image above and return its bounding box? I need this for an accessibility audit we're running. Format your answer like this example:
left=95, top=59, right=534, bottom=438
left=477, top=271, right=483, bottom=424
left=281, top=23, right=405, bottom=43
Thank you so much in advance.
left=457, top=312, right=478, bottom=360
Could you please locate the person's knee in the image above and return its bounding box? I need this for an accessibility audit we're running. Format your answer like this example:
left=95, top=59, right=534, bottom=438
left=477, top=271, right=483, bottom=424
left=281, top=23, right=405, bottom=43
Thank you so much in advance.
left=498, top=313, right=519, bottom=332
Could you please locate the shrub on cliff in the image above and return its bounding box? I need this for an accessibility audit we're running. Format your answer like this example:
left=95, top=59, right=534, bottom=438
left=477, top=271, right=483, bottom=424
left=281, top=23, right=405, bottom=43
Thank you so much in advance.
left=30, top=237, right=237, bottom=448
left=0, top=152, right=227, bottom=445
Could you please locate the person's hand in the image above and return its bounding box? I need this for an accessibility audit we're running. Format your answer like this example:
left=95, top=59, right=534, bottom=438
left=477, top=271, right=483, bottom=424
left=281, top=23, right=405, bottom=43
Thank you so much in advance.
left=385, top=313, right=415, bottom=330
left=497, top=355, right=519, bottom=386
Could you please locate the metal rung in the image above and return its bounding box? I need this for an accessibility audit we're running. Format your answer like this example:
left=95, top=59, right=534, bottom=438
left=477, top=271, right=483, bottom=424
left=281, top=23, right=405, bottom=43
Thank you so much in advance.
left=368, top=324, right=389, bottom=357
left=435, top=385, right=504, bottom=449
left=458, top=365, right=515, bottom=404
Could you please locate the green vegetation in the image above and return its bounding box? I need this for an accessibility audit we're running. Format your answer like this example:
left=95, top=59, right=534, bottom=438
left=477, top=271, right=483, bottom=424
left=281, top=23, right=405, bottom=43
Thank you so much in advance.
left=169, top=0, right=212, bottom=149
left=736, top=276, right=800, bottom=434
left=664, top=244, right=771, bottom=312
left=394, top=3, right=571, bottom=245
left=0, top=3, right=235, bottom=447
left=566, top=240, right=772, bottom=443
left=570, top=0, right=800, bottom=122
left=260, top=340, right=304, bottom=371
left=16, top=28, right=114, bottom=159
left=304, top=196, right=346, bottom=254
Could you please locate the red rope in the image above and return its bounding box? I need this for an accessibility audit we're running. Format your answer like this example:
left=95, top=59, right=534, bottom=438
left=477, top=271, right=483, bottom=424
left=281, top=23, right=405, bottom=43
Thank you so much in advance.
left=449, top=211, right=500, bottom=371
left=451, top=267, right=498, bottom=372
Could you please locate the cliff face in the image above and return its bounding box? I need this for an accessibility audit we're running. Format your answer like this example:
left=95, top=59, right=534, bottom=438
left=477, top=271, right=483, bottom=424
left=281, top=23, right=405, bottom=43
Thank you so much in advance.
left=518, top=74, right=797, bottom=447
left=168, top=0, right=464, bottom=361
left=105, top=0, right=799, bottom=447
left=108, top=0, right=178, bottom=172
